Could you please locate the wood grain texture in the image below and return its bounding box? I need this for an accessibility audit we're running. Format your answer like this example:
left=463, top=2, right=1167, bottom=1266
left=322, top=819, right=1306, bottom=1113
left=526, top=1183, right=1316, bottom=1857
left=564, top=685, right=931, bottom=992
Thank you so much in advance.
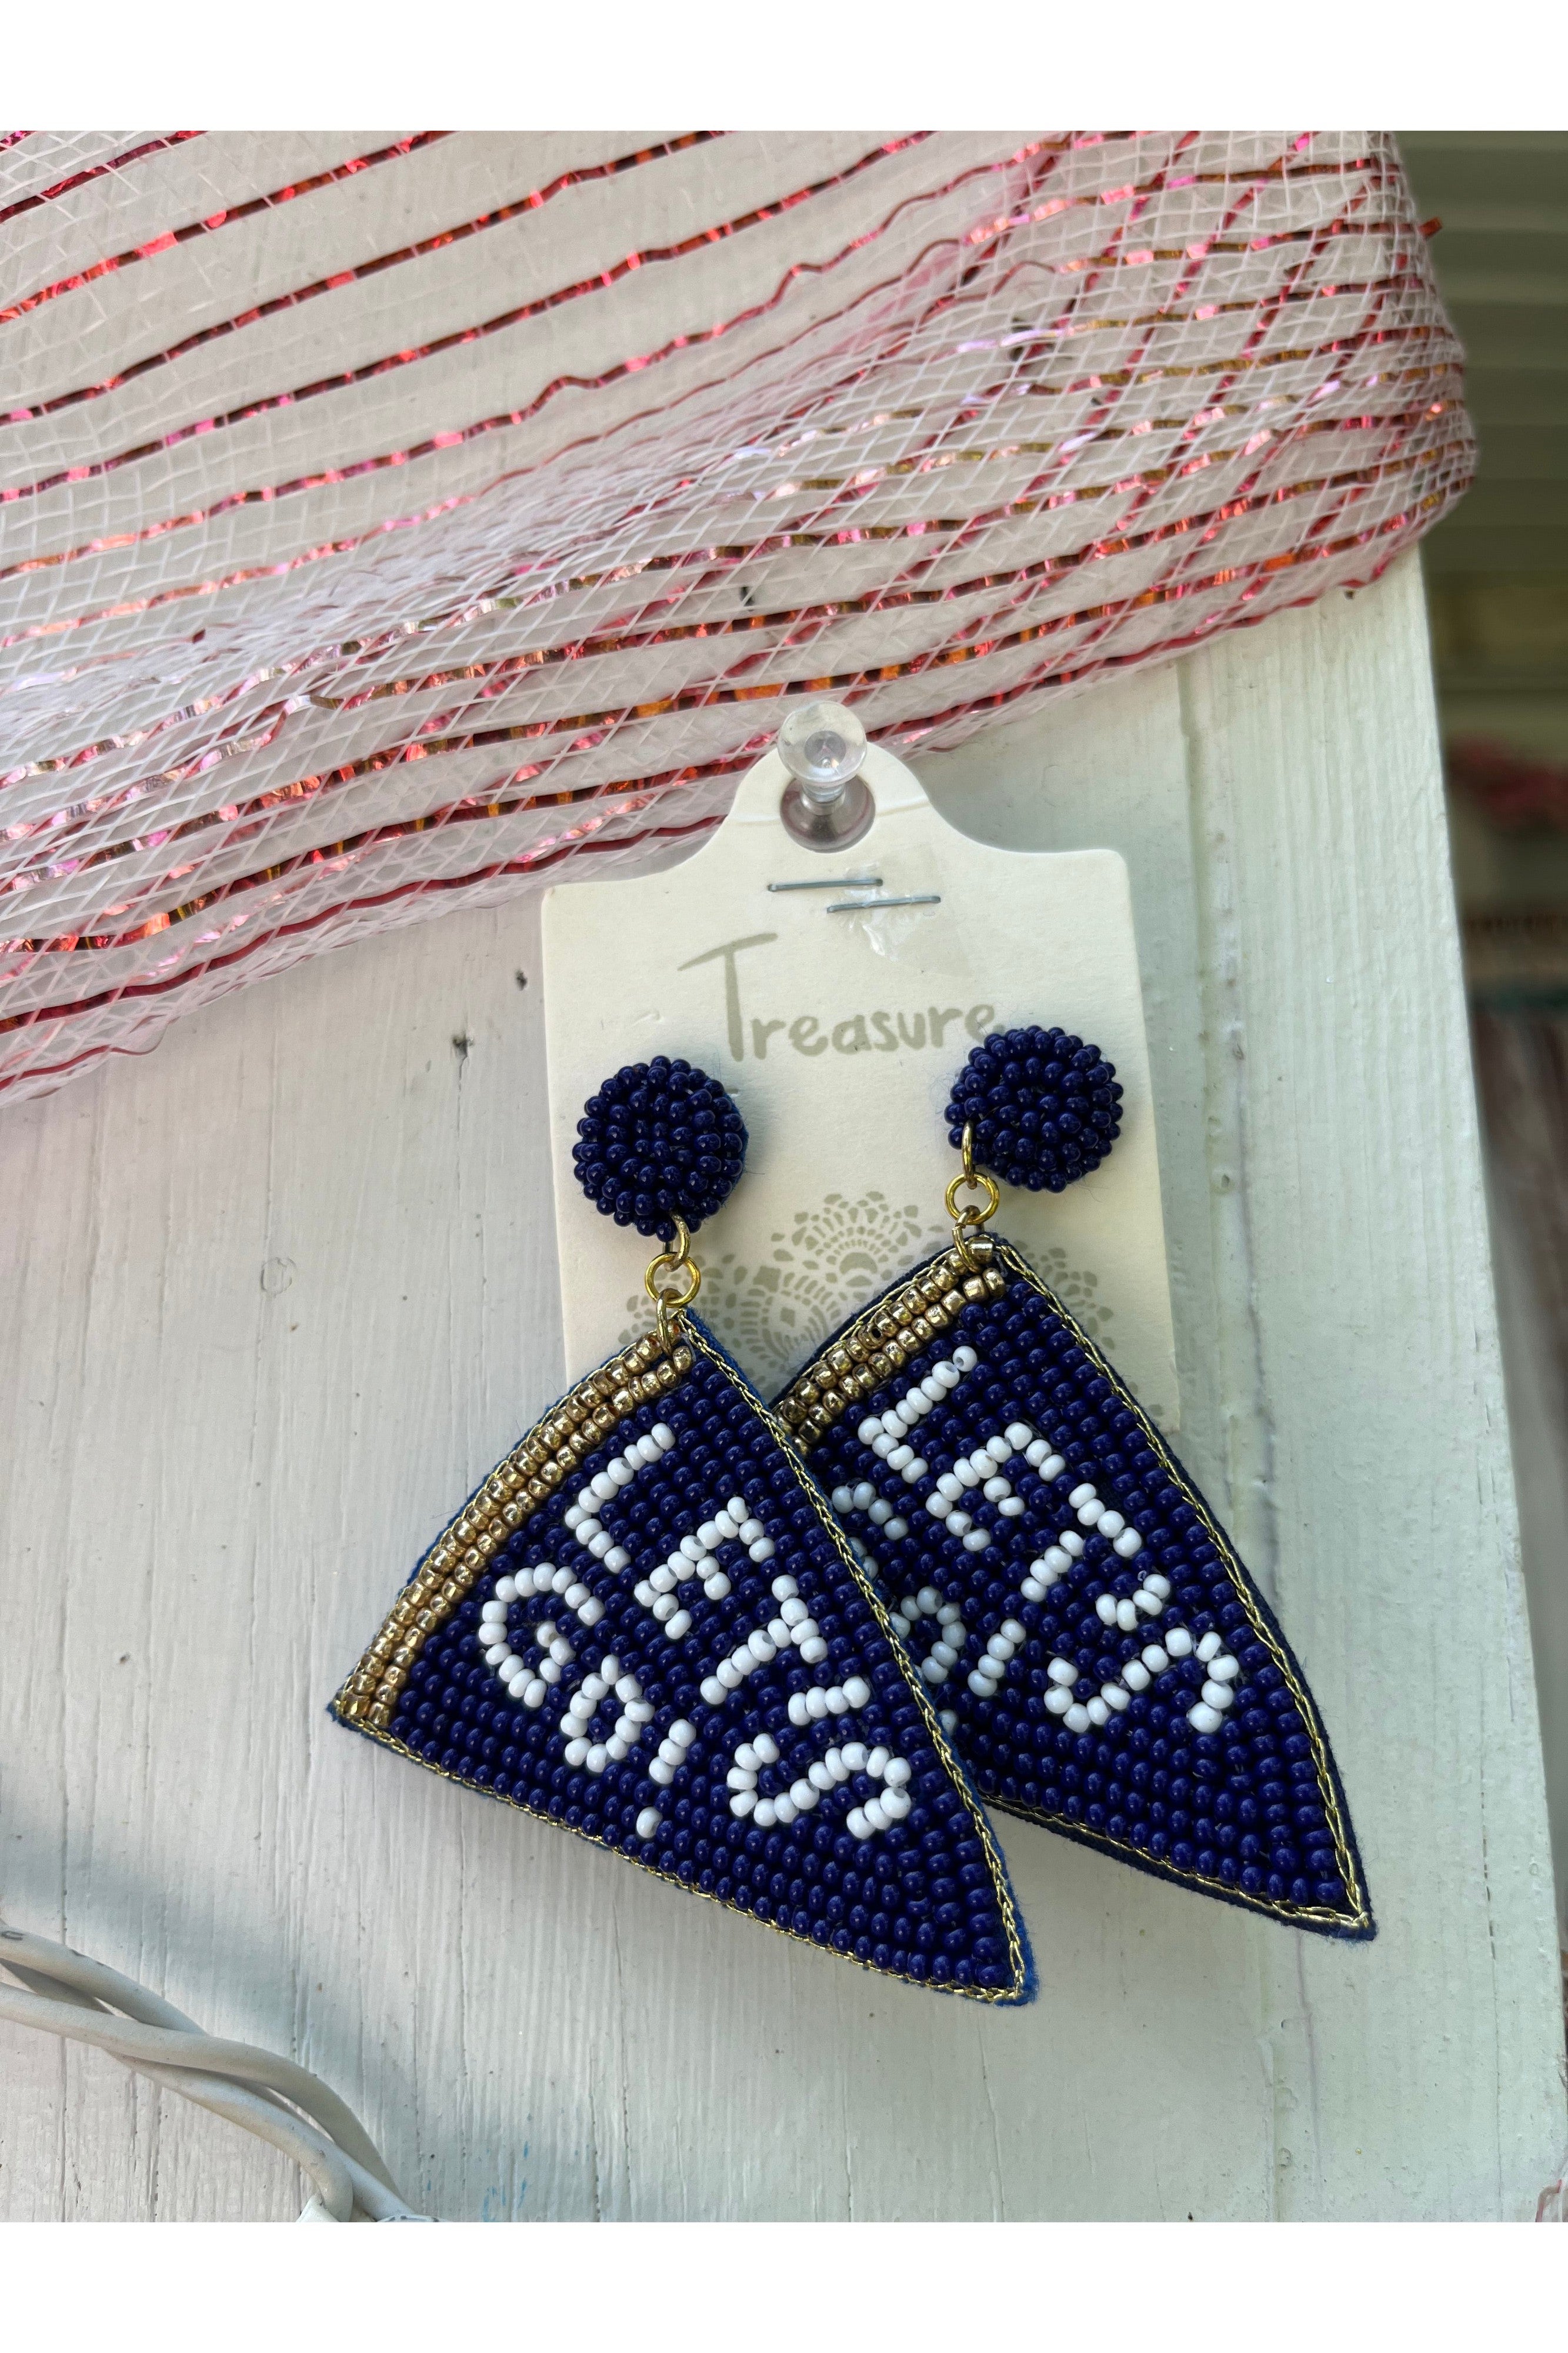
left=2, top=555, right=1562, bottom=2221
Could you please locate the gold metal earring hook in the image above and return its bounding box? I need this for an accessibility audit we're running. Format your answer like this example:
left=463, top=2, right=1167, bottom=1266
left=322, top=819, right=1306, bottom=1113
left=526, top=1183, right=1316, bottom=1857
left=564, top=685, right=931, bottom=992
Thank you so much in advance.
left=643, top=1215, right=703, bottom=1348
left=945, top=1123, right=1000, bottom=1270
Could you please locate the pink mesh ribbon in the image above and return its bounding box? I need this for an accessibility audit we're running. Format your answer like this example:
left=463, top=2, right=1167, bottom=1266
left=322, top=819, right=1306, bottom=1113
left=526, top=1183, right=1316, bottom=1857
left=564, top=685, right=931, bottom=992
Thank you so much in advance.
left=0, top=130, right=1470, bottom=1103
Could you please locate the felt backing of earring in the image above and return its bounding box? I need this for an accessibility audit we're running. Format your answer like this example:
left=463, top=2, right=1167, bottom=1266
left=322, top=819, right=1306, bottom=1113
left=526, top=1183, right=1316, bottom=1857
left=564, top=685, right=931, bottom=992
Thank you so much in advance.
left=541, top=742, right=1179, bottom=1424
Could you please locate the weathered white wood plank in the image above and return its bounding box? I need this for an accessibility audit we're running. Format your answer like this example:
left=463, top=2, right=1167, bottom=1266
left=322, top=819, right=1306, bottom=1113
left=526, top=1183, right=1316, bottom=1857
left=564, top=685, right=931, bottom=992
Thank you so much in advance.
left=2, top=555, right=1562, bottom=2220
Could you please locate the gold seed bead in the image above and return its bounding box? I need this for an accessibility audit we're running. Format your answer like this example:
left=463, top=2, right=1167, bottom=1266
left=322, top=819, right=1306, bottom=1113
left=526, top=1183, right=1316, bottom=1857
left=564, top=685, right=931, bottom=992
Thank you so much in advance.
left=942, top=1289, right=965, bottom=1317
left=984, top=1266, right=1007, bottom=1297
left=869, top=1351, right=892, bottom=1381
left=611, top=1387, right=634, bottom=1415
left=672, top=1345, right=693, bottom=1373
left=962, top=1275, right=987, bottom=1304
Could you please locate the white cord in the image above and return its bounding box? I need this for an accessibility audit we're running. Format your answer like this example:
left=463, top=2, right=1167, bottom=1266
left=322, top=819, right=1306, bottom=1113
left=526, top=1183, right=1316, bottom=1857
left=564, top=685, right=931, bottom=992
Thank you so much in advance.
left=0, top=1921, right=431, bottom=2221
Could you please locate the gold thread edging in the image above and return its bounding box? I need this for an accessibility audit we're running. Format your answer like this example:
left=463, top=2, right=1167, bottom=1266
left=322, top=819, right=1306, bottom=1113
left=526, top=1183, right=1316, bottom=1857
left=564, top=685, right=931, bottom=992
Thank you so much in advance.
left=773, top=1239, right=1373, bottom=1937
left=329, top=1313, right=1032, bottom=2005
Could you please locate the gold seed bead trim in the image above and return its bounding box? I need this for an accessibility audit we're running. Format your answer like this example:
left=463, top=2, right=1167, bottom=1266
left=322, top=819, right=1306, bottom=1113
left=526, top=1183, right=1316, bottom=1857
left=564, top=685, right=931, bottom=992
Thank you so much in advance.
left=778, top=1246, right=1008, bottom=1451
left=334, top=1328, right=690, bottom=1730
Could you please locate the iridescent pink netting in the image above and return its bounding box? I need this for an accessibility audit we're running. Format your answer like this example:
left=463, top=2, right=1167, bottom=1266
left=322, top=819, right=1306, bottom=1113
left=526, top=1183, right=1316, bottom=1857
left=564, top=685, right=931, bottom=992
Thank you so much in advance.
left=0, top=130, right=1470, bottom=1103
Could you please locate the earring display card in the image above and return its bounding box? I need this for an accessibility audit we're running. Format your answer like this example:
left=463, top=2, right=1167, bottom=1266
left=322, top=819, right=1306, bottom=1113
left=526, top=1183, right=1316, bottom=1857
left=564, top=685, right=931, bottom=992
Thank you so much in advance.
left=543, top=744, right=1179, bottom=1425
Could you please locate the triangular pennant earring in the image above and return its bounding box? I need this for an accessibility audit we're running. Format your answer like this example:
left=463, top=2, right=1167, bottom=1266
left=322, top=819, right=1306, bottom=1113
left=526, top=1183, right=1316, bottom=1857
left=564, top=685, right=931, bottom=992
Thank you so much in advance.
left=772, top=1025, right=1373, bottom=1941
left=332, top=1056, right=1034, bottom=2001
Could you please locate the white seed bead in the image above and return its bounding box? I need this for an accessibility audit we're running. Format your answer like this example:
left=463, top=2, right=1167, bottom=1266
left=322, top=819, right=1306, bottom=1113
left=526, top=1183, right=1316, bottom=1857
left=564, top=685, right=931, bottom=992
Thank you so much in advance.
left=858, top=1417, right=883, bottom=1444
left=838, top=1742, right=866, bottom=1772
left=563, top=1739, right=589, bottom=1767
left=886, top=1517, right=910, bottom=1538
left=1117, top=1600, right=1139, bottom=1632
left=806, top=1688, right=829, bottom=1720
left=869, top=1499, right=893, bottom=1525
left=1134, top=1589, right=1162, bottom=1617
left=926, top=1494, right=950, bottom=1519
left=1145, top=1573, right=1171, bottom=1599
left=609, top=1458, right=634, bottom=1485
left=1188, top=1702, right=1224, bottom=1734
left=1113, top=1529, right=1144, bottom=1558
left=665, top=1611, right=692, bottom=1640
left=1002, top=1619, right=1027, bottom=1645
left=1097, top=1510, right=1126, bottom=1539
left=1142, top=1645, right=1170, bottom=1674
left=591, top=1742, right=616, bottom=1769
left=1045, top=1687, right=1072, bottom=1714
left=1197, top=1630, right=1223, bottom=1662
left=703, top=1572, right=731, bottom=1601
left=652, top=1595, right=676, bottom=1623
left=700, top=1677, right=726, bottom=1707
left=730, top=1790, right=756, bottom=1817
left=650, top=1564, right=677, bottom=1594
left=862, top=1798, right=889, bottom=1832
left=953, top=1462, right=980, bottom=1491
left=753, top=1799, right=778, bottom=1829
left=1046, top=1658, right=1078, bottom=1686
left=649, top=1757, right=675, bottom=1785
left=1164, top=1627, right=1194, bottom=1658
left=734, top=1519, right=763, bottom=1547
left=1100, top=1684, right=1130, bottom=1711
left=1096, top=1595, right=1118, bottom=1626
left=1069, top=1482, right=1097, bottom=1508
left=953, top=1346, right=978, bottom=1371
left=1041, top=1455, right=1067, bottom=1481
left=716, top=1660, right=742, bottom=1689
left=651, top=1424, right=675, bottom=1450
left=1077, top=1500, right=1105, bottom=1528
left=888, top=1447, right=914, bottom=1472
left=753, top=1735, right=781, bottom=1768
left=962, top=1529, right=989, bottom=1552
left=1202, top=1680, right=1235, bottom=1711
left=936, top=1474, right=963, bottom=1503
left=946, top=1511, right=973, bottom=1537
left=748, top=1537, right=776, bottom=1561
left=968, top=1671, right=992, bottom=1697
left=881, top=1788, right=912, bottom=1821
left=770, top=1575, right=799, bottom=1602
left=1065, top=1704, right=1092, bottom=1733
left=1060, top=1532, right=1086, bottom=1559
left=712, top=1511, right=738, bottom=1541
left=579, top=1598, right=606, bottom=1625
left=871, top=1434, right=895, bottom=1459
left=832, top=1487, right=854, bottom=1512
left=1123, top=1660, right=1151, bottom=1692
left=485, top=1643, right=512, bottom=1668
left=636, top=1807, right=662, bottom=1839
left=846, top=1808, right=872, bottom=1840
left=522, top=1679, right=547, bottom=1708
left=900, top=1461, right=928, bottom=1486
left=635, top=1436, right=661, bottom=1465
left=1208, top=1654, right=1240, bottom=1683
left=842, top=1677, right=870, bottom=1707
left=1086, top=1698, right=1109, bottom=1727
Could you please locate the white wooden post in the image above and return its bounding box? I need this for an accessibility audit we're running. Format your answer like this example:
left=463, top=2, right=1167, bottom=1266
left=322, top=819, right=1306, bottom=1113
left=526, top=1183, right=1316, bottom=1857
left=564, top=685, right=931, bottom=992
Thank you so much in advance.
left=2, top=552, right=1562, bottom=2218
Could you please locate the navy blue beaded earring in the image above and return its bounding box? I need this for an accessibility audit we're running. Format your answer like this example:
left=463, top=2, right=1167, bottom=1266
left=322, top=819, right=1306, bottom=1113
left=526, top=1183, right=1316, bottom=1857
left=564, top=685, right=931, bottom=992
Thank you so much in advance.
left=772, top=1026, right=1373, bottom=1941
left=332, top=1056, right=1035, bottom=2002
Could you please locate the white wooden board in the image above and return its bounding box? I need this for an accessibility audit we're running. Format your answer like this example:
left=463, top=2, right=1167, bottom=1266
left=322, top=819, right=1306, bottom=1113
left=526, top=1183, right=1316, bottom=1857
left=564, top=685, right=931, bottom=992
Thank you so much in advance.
left=2, top=555, right=1563, bottom=2220
left=542, top=742, right=1177, bottom=1418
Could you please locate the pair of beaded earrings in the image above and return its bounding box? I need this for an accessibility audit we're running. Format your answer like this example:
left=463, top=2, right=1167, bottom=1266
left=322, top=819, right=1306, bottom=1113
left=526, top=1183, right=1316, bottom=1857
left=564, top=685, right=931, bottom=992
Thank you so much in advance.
left=333, top=1028, right=1372, bottom=2005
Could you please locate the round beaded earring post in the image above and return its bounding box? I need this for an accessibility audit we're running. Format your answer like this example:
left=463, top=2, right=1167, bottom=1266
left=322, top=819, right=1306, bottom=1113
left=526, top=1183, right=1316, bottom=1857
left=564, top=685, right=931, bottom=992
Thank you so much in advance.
left=773, top=1025, right=1374, bottom=1941
left=332, top=1056, right=1035, bottom=2002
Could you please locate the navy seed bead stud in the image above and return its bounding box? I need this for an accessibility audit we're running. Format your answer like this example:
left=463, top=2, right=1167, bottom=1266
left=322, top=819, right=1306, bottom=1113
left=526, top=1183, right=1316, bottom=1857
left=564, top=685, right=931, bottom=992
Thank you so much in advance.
left=573, top=1056, right=748, bottom=1241
left=946, top=1024, right=1123, bottom=1192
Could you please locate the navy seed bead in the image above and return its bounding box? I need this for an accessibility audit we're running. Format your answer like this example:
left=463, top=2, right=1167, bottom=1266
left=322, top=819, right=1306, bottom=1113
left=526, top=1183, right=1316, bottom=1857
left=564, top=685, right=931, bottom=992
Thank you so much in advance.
left=572, top=1056, right=748, bottom=1241
left=944, top=1023, right=1122, bottom=1191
